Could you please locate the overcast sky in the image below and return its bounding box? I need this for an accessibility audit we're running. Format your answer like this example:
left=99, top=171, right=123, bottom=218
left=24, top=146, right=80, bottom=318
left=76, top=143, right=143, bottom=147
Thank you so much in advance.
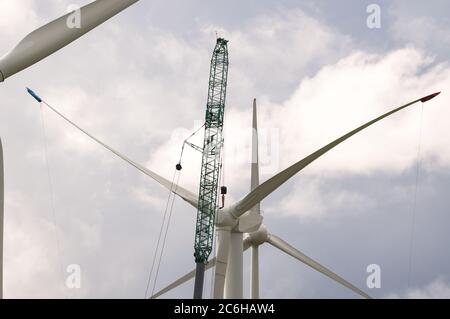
left=1, top=0, right=450, bottom=299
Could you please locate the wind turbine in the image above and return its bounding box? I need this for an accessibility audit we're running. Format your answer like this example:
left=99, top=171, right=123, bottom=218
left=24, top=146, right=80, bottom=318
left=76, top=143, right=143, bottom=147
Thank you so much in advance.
left=0, top=0, right=442, bottom=299
left=24, top=89, right=440, bottom=299
left=150, top=93, right=440, bottom=299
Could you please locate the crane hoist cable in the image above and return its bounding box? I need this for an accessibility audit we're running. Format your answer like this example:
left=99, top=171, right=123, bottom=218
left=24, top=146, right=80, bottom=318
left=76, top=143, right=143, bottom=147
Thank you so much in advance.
left=38, top=103, right=68, bottom=298
left=150, top=171, right=181, bottom=296
left=176, top=123, right=205, bottom=171
left=407, top=102, right=425, bottom=289
left=175, top=123, right=224, bottom=299
left=150, top=123, right=218, bottom=297
left=144, top=168, right=178, bottom=298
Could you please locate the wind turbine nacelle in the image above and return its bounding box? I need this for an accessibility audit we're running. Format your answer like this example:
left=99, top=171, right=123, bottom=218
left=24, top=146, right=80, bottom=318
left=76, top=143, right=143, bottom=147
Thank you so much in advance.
left=216, top=210, right=238, bottom=228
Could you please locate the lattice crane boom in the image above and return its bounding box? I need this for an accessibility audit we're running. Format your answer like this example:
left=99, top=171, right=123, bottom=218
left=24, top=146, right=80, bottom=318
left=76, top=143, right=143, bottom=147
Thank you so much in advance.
left=193, top=38, right=229, bottom=299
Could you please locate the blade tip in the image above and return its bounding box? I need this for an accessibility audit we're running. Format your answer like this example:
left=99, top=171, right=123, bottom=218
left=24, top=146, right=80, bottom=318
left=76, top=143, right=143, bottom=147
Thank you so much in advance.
left=26, top=87, right=42, bottom=103
left=420, top=91, right=441, bottom=103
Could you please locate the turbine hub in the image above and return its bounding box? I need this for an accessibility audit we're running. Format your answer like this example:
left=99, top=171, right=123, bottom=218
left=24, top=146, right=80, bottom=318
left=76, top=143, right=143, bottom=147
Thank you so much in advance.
left=246, top=225, right=269, bottom=246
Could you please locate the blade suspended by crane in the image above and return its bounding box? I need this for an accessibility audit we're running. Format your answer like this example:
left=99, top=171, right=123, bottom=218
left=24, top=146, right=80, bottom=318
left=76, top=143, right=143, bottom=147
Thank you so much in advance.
left=193, top=38, right=229, bottom=299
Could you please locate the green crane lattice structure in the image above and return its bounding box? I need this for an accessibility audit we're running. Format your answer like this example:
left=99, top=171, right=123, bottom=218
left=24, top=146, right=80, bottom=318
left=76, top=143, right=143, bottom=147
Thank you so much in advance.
left=194, top=38, right=229, bottom=264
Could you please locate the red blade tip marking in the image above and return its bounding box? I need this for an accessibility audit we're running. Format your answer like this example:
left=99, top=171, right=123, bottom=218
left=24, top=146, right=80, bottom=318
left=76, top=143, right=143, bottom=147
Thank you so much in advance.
left=420, top=92, right=441, bottom=103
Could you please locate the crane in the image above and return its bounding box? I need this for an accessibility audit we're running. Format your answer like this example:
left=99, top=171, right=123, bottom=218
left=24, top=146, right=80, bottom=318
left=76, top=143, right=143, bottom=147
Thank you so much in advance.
left=192, top=38, right=229, bottom=299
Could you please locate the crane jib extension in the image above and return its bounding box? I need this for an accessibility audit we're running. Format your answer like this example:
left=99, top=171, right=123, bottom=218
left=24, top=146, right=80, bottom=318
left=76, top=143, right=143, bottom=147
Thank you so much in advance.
left=193, top=38, right=229, bottom=299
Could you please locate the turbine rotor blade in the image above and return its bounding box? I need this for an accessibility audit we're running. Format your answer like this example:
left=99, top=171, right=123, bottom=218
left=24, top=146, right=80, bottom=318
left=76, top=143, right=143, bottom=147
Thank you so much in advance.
left=267, top=234, right=371, bottom=299
left=150, top=259, right=216, bottom=299
left=250, top=98, right=260, bottom=215
left=228, top=93, right=441, bottom=218
left=0, top=0, right=139, bottom=82
left=151, top=237, right=252, bottom=299
left=31, top=94, right=198, bottom=209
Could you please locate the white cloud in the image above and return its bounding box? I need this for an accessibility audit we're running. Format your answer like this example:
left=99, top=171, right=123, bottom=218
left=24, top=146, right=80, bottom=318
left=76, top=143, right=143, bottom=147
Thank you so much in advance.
left=391, top=7, right=450, bottom=54
left=268, top=48, right=450, bottom=176
left=266, top=178, right=374, bottom=220
left=201, top=9, right=353, bottom=103
left=4, top=192, right=65, bottom=298
left=0, top=0, right=40, bottom=44
left=387, top=278, right=450, bottom=299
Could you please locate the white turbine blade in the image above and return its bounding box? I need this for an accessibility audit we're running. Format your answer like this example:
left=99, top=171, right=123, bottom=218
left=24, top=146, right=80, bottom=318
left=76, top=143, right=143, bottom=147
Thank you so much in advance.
left=267, top=234, right=371, bottom=299
left=151, top=237, right=252, bottom=299
left=250, top=98, right=260, bottom=214
left=250, top=99, right=260, bottom=299
left=235, top=99, right=264, bottom=233
left=0, top=0, right=139, bottom=82
left=227, top=93, right=441, bottom=218
left=0, top=138, right=3, bottom=299
left=150, top=259, right=216, bottom=299
left=40, top=100, right=198, bottom=208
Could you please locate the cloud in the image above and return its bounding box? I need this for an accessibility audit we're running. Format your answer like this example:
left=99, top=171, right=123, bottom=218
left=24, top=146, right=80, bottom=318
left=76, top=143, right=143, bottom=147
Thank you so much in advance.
left=266, top=177, right=375, bottom=220
left=392, top=16, right=450, bottom=48
left=389, top=1, right=450, bottom=56
left=3, top=191, right=65, bottom=298
left=387, top=278, right=450, bottom=299
left=0, top=0, right=40, bottom=43
left=201, top=9, right=353, bottom=103
left=268, top=48, right=450, bottom=176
